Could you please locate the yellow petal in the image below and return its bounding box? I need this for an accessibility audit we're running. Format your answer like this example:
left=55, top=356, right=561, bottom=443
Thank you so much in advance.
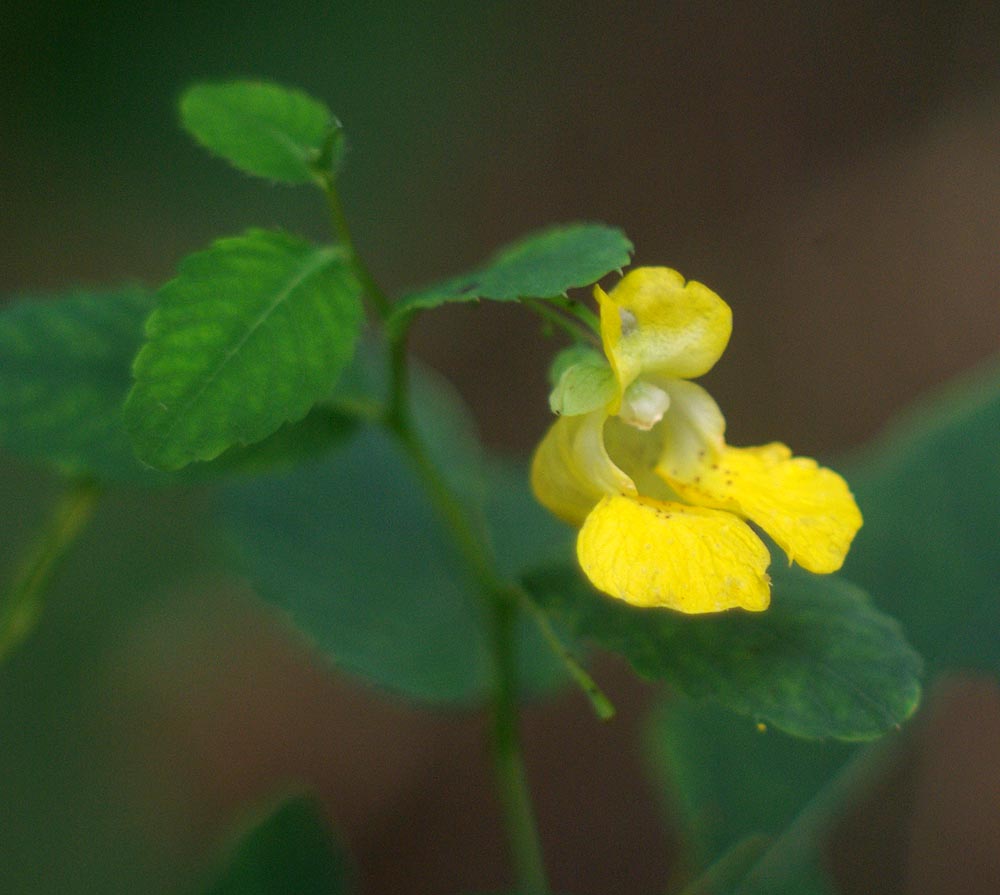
left=660, top=443, right=863, bottom=574
left=595, top=267, right=732, bottom=392
left=577, top=494, right=771, bottom=613
left=531, top=411, right=635, bottom=526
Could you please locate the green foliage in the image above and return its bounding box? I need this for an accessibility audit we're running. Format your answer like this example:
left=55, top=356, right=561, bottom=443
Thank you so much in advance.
left=0, top=287, right=158, bottom=481
left=220, top=370, right=564, bottom=703
left=0, top=286, right=359, bottom=484
left=390, top=223, right=633, bottom=325
left=525, top=563, right=922, bottom=740
left=843, top=359, right=1000, bottom=673
left=675, top=835, right=774, bottom=895
left=125, top=229, right=363, bottom=470
left=203, top=795, right=350, bottom=895
left=648, top=700, right=851, bottom=863
left=181, top=80, right=343, bottom=185
left=646, top=363, right=1000, bottom=893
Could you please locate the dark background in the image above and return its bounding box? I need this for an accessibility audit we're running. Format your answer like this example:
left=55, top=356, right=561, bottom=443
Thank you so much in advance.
left=2, top=3, right=999, bottom=893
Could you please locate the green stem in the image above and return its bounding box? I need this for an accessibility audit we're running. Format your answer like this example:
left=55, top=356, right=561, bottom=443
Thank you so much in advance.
left=322, top=181, right=549, bottom=893
left=523, top=298, right=600, bottom=346
left=321, top=178, right=392, bottom=321
left=0, top=480, right=102, bottom=663
left=490, top=593, right=550, bottom=895
left=519, top=587, right=615, bottom=721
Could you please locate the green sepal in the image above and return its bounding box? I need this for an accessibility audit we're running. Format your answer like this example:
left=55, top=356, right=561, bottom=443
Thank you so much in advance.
left=548, top=357, right=616, bottom=416
left=180, top=80, right=343, bottom=185
left=125, top=229, right=363, bottom=471
left=523, top=563, right=922, bottom=740
left=547, top=344, right=605, bottom=387
left=389, top=223, right=632, bottom=329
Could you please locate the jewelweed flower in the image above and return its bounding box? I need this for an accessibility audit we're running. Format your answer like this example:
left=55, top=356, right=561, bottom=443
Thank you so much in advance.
left=531, top=268, right=862, bottom=613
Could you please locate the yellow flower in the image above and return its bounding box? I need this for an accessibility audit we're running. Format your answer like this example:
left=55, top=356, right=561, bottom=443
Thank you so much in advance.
left=531, top=268, right=862, bottom=613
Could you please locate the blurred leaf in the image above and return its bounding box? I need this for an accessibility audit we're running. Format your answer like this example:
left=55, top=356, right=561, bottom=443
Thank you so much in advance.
left=126, top=229, right=362, bottom=470
left=390, top=223, right=632, bottom=325
left=0, top=288, right=358, bottom=484
left=181, top=80, right=342, bottom=185
left=481, top=459, right=573, bottom=581
left=650, top=699, right=893, bottom=894
left=843, top=359, right=1000, bottom=673
left=220, top=371, right=564, bottom=703
left=0, top=286, right=157, bottom=481
left=524, top=563, right=922, bottom=740
left=676, top=834, right=773, bottom=895
left=203, top=795, right=350, bottom=895
left=648, top=700, right=851, bottom=863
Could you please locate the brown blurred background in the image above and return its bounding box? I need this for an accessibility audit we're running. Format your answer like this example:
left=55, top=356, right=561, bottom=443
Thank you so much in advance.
left=1, top=2, right=999, bottom=893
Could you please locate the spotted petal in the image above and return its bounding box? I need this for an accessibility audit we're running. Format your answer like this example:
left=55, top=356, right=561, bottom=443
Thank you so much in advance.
left=577, top=494, right=771, bottom=612
left=531, top=411, right=635, bottom=526
left=596, top=267, right=732, bottom=394
left=660, top=442, right=863, bottom=574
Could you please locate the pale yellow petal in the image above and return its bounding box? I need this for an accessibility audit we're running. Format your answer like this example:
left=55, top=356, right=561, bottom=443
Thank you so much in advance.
left=577, top=494, right=771, bottom=613
left=660, top=442, right=863, bottom=574
left=656, top=378, right=728, bottom=478
left=595, top=267, right=732, bottom=389
left=530, top=411, right=635, bottom=526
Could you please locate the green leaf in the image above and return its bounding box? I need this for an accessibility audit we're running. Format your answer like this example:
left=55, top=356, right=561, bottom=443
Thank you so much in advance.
left=676, top=835, right=773, bottom=895
left=843, top=358, right=1000, bottom=673
left=390, top=223, right=633, bottom=325
left=203, top=794, right=350, bottom=895
left=524, top=563, right=922, bottom=740
left=648, top=699, right=851, bottom=864
left=125, top=229, right=363, bottom=470
left=180, top=80, right=342, bottom=185
left=548, top=357, right=616, bottom=416
left=219, top=370, right=564, bottom=703
left=0, top=287, right=157, bottom=480
left=0, top=286, right=360, bottom=484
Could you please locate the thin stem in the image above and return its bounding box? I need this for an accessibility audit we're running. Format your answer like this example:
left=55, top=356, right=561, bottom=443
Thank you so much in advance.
left=523, top=298, right=600, bottom=347
left=490, top=594, right=550, bottom=895
left=519, top=587, right=615, bottom=721
left=0, top=479, right=102, bottom=663
left=321, top=178, right=392, bottom=321
left=322, top=181, right=550, bottom=894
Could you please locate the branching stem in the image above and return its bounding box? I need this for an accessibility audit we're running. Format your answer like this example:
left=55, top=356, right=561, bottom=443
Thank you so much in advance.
left=322, top=177, right=550, bottom=895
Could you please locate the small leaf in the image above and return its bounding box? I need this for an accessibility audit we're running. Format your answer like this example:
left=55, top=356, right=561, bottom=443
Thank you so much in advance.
left=524, top=563, right=922, bottom=740
left=220, top=367, right=564, bottom=703
left=548, top=358, right=616, bottom=416
left=390, top=223, right=633, bottom=325
left=203, top=794, right=350, bottom=895
left=125, top=229, right=363, bottom=470
left=181, top=80, right=342, bottom=184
